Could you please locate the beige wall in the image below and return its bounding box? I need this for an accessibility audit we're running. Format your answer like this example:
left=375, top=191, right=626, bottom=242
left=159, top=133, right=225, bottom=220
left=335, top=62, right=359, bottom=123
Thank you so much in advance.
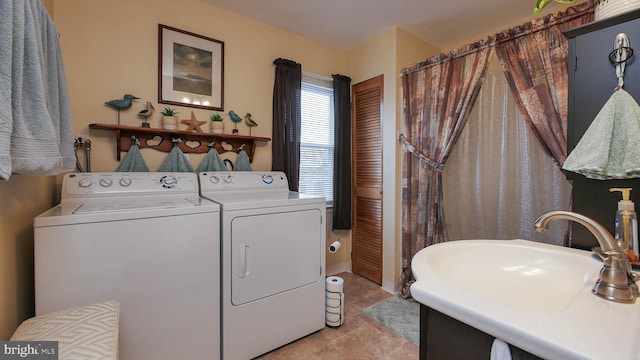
left=52, top=0, right=351, bottom=276
left=53, top=0, right=346, bottom=172
left=2, top=0, right=571, bottom=339
left=1, top=0, right=350, bottom=339
left=443, top=0, right=591, bottom=51
left=0, top=175, right=59, bottom=339
left=346, top=28, right=438, bottom=292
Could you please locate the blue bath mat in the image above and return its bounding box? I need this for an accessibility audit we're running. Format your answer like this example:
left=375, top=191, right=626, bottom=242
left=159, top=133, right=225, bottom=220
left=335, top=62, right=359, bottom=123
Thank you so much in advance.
left=363, top=295, right=420, bottom=345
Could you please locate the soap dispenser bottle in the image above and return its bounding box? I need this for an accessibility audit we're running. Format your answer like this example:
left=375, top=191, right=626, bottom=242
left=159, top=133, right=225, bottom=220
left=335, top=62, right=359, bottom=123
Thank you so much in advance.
left=610, top=188, right=638, bottom=263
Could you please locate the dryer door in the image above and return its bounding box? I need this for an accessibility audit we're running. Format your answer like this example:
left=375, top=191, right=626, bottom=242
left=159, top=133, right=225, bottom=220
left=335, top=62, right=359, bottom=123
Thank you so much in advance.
left=230, top=208, right=323, bottom=305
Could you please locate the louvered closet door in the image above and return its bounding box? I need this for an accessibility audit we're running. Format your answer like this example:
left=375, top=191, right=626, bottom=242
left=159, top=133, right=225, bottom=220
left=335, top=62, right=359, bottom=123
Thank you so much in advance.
left=352, top=75, right=383, bottom=285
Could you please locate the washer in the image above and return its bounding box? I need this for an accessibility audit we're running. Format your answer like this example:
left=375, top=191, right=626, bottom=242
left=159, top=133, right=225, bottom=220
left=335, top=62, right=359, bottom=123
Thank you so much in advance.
left=199, top=171, right=326, bottom=360
left=34, top=172, right=221, bottom=360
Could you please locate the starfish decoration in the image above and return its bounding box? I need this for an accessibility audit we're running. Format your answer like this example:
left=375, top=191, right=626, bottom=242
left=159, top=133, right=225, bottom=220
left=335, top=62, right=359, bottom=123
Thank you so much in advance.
left=180, top=111, right=206, bottom=133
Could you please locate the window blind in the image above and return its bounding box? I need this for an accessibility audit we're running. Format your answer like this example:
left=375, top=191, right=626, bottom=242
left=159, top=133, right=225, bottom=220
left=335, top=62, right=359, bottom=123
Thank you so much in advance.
left=300, top=76, right=334, bottom=204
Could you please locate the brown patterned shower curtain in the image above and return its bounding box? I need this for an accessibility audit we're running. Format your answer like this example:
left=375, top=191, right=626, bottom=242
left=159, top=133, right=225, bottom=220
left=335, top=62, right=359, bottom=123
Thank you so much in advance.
left=494, top=2, right=593, bottom=246
left=399, top=2, right=594, bottom=296
left=399, top=41, right=494, bottom=297
left=494, top=2, right=594, bottom=169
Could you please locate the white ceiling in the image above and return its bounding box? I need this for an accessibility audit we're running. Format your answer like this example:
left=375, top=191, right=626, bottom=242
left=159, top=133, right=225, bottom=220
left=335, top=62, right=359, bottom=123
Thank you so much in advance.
left=199, top=0, right=569, bottom=50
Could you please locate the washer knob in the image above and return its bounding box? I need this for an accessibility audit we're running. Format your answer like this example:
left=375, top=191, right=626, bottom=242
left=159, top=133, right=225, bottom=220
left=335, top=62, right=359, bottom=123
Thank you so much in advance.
left=262, top=174, right=274, bottom=184
left=119, top=177, right=132, bottom=187
left=209, top=175, right=220, bottom=184
left=78, top=178, right=92, bottom=188
left=160, top=175, right=177, bottom=189
left=223, top=175, right=232, bottom=184
left=99, top=178, right=113, bottom=187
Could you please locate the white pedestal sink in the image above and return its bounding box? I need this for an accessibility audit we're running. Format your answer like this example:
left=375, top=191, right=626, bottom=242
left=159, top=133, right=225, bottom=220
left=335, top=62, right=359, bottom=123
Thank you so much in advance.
left=411, top=239, right=640, bottom=359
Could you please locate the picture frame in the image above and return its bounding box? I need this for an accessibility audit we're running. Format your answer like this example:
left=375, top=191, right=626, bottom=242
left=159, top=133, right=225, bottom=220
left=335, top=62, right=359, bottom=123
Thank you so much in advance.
left=158, top=24, right=224, bottom=111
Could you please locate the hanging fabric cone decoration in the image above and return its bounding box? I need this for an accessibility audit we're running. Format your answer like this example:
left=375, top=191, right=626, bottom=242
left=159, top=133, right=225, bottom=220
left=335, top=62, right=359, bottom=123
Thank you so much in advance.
left=115, top=136, right=149, bottom=172
left=563, top=36, right=640, bottom=180
left=563, top=89, right=640, bottom=179
left=158, top=138, right=195, bottom=172
left=196, top=142, right=227, bottom=172
left=233, top=144, right=252, bottom=171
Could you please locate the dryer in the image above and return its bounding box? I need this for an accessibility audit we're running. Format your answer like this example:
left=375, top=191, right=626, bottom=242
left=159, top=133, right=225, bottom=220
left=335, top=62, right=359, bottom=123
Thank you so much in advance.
left=199, top=171, right=326, bottom=360
left=34, top=172, right=221, bottom=360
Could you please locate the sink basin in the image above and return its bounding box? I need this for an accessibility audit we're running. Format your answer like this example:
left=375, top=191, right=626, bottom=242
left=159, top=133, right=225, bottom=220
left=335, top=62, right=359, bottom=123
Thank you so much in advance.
left=411, top=239, right=640, bottom=360
left=427, top=240, right=599, bottom=312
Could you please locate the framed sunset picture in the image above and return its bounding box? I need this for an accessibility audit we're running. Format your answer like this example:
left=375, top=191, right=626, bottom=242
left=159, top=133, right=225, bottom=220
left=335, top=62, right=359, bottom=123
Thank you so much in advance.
left=158, top=24, right=224, bottom=111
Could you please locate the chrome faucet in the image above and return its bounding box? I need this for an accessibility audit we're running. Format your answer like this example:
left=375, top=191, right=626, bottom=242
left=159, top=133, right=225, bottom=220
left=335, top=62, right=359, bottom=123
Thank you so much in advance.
left=534, top=210, right=640, bottom=304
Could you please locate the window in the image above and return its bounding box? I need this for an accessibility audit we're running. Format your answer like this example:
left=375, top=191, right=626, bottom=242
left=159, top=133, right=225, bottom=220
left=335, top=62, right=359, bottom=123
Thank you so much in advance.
left=299, top=74, right=334, bottom=205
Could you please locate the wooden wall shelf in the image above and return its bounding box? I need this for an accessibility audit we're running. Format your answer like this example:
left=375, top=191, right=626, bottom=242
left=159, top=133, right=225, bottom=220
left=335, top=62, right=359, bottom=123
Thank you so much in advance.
left=89, top=123, right=270, bottom=162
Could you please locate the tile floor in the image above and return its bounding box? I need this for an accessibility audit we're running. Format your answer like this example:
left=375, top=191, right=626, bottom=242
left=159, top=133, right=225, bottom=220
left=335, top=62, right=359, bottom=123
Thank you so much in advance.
left=257, top=272, right=420, bottom=359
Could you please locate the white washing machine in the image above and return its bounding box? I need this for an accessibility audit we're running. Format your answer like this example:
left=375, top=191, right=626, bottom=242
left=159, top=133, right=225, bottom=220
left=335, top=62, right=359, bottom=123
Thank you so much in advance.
left=199, top=171, right=326, bottom=360
left=34, top=172, right=221, bottom=360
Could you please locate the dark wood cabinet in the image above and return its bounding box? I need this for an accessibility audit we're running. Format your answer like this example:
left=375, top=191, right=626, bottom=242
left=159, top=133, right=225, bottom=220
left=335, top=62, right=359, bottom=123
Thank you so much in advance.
left=565, top=10, right=640, bottom=250
left=419, top=306, right=542, bottom=360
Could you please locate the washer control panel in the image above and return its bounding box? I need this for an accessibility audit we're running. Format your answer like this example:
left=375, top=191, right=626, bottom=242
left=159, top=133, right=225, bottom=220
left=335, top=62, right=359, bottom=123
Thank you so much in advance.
left=199, top=171, right=289, bottom=192
left=62, top=172, right=199, bottom=198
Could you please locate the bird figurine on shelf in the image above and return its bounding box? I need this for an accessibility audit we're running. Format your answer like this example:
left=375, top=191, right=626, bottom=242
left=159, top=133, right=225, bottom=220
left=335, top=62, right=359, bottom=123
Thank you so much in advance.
left=228, top=110, right=242, bottom=134
left=105, top=94, right=139, bottom=125
left=244, top=113, right=258, bottom=135
left=137, top=101, right=155, bottom=128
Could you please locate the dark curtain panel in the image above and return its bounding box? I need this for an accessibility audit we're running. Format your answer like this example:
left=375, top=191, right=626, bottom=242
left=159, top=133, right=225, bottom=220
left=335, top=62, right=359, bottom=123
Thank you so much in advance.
left=400, top=40, right=494, bottom=297
left=272, top=58, right=302, bottom=191
left=332, top=74, right=352, bottom=230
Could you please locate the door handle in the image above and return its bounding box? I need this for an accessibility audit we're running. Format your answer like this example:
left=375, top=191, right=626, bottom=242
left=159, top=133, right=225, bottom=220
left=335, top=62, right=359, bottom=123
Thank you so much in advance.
left=238, top=244, right=250, bottom=278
